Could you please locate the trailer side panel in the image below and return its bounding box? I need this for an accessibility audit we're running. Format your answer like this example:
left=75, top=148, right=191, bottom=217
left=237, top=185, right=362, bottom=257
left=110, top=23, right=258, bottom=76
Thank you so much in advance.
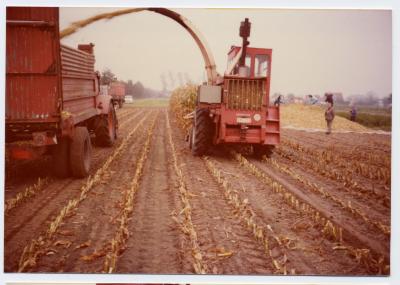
left=61, top=45, right=98, bottom=124
left=6, top=7, right=61, bottom=126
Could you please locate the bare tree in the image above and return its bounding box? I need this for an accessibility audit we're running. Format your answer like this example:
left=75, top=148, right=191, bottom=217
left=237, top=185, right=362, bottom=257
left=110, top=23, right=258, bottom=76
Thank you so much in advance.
left=100, top=68, right=117, bottom=85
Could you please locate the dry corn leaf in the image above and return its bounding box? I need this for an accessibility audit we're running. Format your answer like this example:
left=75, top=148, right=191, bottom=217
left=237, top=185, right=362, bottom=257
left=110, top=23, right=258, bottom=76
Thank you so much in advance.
left=217, top=251, right=233, bottom=257
left=58, top=230, right=74, bottom=236
left=80, top=250, right=106, bottom=261
left=193, top=252, right=203, bottom=261
left=54, top=240, right=72, bottom=248
left=187, top=192, right=198, bottom=198
left=215, top=247, right=234, bottom=257
left=75, top=240, right=92, bottom=249
left=273, top=259, right=281, bottom=270
left=333, top=245, right=348, bottom=250
left=45, top=249, right=57, bottom=255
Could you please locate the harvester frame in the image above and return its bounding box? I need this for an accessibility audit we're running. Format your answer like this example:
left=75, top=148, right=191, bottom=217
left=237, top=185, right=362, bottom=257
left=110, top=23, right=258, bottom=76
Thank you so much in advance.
left=189, top=18, right=280, bottom=156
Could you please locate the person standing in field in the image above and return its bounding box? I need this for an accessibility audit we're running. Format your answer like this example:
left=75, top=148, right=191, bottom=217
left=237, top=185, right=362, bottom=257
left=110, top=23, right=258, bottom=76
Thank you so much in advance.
left=274, top=94, right=283, bottom=106
left=324, top=94, right=335, bottom=134
left=350, top=105, right=357, bottom=121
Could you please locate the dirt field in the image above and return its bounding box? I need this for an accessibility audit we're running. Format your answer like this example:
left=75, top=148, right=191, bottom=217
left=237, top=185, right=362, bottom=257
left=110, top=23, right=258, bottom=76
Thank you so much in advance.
left=4, top=105, right=391, bottom=275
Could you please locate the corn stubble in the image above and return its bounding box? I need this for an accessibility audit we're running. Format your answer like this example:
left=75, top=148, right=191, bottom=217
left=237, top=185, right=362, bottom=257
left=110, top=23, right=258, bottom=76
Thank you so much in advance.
left=169, top=86, right=389, bottom=274
left=5, top=177, right=50, bottom=213
left=17, top=111, right=153, bottom=272
left=264, top=156, right=390, bottom=236
left=166, top=111, right=208, bottom=274
left=283, top=139, right=390, bottom=186
left=203, top=156, right=293, bottom=275
left=103, top=111, right=159, bottom=273
left=276, top=143, right=390, bottom=205
left=233, top=151, right=388, bottom=274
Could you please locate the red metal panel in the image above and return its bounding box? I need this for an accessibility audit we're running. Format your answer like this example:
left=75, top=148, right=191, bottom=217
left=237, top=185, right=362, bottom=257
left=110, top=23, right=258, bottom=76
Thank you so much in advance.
left=61, top=45, right=95, bottom=79
left=109, top=82, right=126, bottom=99
left=7, top=7, right=60, bottom=21
left=215, top=45, right=278, bottom=146
left=6, top=7, right=61, bottom=124
left=60, top=44, right=98, bottom=124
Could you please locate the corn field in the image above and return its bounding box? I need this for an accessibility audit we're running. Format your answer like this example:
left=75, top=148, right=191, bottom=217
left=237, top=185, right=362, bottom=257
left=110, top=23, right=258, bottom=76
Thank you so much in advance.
left=4, top=91, right=390, bottom=275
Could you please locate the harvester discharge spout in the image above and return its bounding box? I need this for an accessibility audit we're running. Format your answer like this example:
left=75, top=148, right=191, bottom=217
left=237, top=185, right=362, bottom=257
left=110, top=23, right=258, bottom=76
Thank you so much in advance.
left=239, top=18, right=251, bottom=67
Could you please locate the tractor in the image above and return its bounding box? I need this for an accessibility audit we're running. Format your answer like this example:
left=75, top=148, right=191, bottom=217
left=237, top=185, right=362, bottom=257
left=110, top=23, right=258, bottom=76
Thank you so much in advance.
left=189, top=18, right=280, bottom=156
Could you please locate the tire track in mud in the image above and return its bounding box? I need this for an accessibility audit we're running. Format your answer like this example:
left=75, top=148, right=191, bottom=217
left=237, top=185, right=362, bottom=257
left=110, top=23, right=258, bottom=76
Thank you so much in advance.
left=280, top=139, right=390, bottom=185
left=275, top=145, right=390, bottom=206
left=231, top=153, right=388, bottom=273
left=4, top=109, right=145, bottom=256
left=283, top=129, right=391, bottom=149
left=115, top=111, right=184, bottom=273
left=103, top=112, right=160, bottom=272
left=32, top=111, right=158, bottom=273
left=168, top=114, right=276, bottom=275
left=9, top=110, right=154, bottom=272
left=282, top=130, right=391, bottom=165
left=265, top=158, right=391, bottom=237
left=206, top=153, right=369, bottom=275
left=165, top=112, right=208, bottom=274
left=268, top=155, right=390, bottom=223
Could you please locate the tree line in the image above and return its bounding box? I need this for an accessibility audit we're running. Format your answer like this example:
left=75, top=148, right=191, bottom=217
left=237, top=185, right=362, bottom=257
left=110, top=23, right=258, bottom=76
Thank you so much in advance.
left=100, top=68, right=166, bottom=99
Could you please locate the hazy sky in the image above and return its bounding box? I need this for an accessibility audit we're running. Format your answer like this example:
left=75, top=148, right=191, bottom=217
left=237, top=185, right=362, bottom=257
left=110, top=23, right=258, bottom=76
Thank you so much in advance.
left=60, top=8, right=391, bottom=97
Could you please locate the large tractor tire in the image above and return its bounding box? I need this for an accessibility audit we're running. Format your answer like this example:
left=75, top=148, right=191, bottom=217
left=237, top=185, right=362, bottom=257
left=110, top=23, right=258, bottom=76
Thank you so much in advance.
left=52, top=138, right=70, bottom=178
left=253, top=144, right=275, bottom=158
left=191, top=108, right=213, bottom=156
left=70, top=127, right=92, bottom=178
left=95, top=104, right=117, bottom=147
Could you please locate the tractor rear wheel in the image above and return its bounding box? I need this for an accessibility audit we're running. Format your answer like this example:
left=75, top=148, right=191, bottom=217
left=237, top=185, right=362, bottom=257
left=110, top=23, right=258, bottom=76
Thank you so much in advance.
left=52, top=138, right=70, bottom=178
left=191, top=108, right=213, bottom=156
left=253, top=144, right=274, bottom=158
left=70, top=127, right=92, bottom=178
left=95, top=104, right=117, bottom=147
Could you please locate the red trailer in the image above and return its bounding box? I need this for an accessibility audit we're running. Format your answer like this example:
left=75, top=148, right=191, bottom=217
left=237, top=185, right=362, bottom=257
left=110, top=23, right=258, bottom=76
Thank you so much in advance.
left=189, top=18, right=280, bottom=156
left=109, top=82, right=126, bottom=108
left=6, top=7, right=118, bottom=178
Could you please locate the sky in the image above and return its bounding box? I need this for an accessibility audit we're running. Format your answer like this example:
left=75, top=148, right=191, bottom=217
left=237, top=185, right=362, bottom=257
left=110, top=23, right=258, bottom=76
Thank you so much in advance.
left=60, top=8, right=392, bottom=98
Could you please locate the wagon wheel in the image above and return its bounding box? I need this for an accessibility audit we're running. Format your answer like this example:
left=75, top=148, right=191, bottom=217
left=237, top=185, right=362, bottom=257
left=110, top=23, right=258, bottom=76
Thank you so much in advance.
left=95, top=104, right=117, bottom=147
left=70, top=126, right=92, bottom=178
left=191, top=108, right=213, bottom=156
left=52, top=138, right=71, bottom=178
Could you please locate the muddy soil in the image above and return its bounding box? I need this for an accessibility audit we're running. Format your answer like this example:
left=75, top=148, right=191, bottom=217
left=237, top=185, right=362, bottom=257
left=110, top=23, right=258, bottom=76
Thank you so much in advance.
left=4, top=106, right=391, bottom=275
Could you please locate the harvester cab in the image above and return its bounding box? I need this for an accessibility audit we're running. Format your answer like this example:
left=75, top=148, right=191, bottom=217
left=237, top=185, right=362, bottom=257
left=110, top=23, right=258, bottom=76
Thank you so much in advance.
left=190, top=18, right=280, bottom=157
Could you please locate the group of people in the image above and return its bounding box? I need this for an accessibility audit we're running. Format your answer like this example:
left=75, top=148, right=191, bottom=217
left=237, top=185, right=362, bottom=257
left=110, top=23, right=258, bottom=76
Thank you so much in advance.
left=273, top=93, right=357, bottom=135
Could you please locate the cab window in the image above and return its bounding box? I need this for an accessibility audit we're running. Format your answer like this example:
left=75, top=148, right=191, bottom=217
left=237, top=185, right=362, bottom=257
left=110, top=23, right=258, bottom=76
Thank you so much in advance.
left=255, top=54, right=268, bottom=77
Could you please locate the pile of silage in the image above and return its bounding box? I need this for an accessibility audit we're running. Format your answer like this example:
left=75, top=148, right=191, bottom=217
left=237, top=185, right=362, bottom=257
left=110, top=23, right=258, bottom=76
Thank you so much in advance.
left=280, top=104, right=369, bottom=131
